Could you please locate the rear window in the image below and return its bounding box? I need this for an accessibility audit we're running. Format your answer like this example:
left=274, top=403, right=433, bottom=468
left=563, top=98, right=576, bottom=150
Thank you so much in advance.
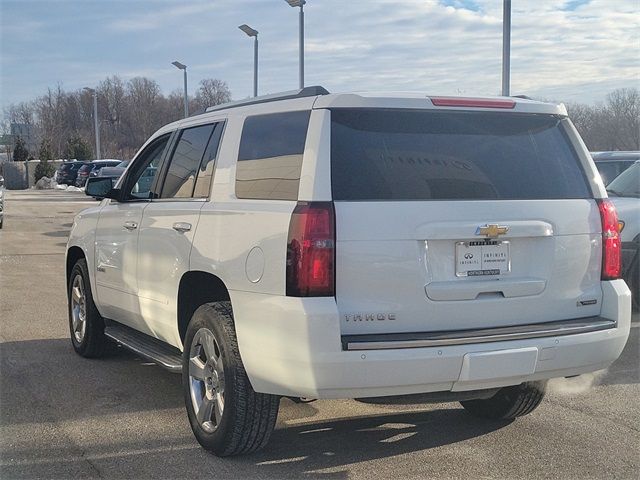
left=236, top=110, right=310, bottom=200
left=331, top=109, right=590, bottom=201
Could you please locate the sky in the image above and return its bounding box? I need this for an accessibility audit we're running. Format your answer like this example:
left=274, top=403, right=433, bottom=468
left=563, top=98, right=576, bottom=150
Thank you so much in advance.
left=0, top=0, right=638, bottom=113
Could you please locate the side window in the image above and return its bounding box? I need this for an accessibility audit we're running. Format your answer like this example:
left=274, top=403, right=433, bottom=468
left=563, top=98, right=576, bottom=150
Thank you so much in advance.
left=160, top=124, right=214, bottom=199
left=193, top=122, right=224, bottom=198
left=236, top=110, right=310, bottom=200
left=126, top=134, right=171, bottom=200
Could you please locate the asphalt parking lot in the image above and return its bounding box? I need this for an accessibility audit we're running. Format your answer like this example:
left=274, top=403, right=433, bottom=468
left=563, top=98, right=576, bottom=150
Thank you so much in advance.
left=1, top=189, right=639, bottom=479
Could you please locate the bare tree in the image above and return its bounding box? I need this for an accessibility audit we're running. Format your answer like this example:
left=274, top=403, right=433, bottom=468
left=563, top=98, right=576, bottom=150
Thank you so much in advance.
left=606, top=88, right=639, bottom=151
left=566, top=87, right=639, bottom=152
left=194, top=78, right=231, bottom=111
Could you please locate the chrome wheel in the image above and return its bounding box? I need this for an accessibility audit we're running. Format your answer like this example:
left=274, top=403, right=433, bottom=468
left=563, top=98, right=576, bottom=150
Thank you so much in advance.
left=189, top=328, right=225, bottom=433
left=70, top=274, right=87, bottom=343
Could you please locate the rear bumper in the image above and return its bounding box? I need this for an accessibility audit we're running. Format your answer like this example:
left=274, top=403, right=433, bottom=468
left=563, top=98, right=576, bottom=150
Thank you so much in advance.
left=232, top=279, right=631, bottom=399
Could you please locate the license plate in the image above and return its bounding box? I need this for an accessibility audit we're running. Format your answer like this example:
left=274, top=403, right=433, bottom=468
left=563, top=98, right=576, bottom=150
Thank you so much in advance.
left=455, top=240, right=510, bottom=277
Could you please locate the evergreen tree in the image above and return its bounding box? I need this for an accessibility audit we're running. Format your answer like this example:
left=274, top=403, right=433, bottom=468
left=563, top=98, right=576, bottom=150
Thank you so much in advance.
left=35, top=138, right=56, bottom=181
left=13, top=136, right=29, bottom=162
left=65, top=135, right=93, bottom=161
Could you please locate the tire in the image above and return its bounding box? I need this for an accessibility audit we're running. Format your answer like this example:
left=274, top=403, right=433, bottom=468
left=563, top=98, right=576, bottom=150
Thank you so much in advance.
left=460, top=381, right=546, bottom=420
left=182, top=302, right=280, bottom=456
left=68, top=258, right=106, bottom=358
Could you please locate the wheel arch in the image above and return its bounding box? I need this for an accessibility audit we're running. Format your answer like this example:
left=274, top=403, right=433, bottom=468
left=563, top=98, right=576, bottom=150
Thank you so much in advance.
left=66, top=245, right=86, bottom=285
left=178, top=271, right=232, bottom=345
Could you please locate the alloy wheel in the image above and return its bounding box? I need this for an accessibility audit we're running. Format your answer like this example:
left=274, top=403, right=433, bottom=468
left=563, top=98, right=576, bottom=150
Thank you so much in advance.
left=188, top=328, right=225, bottom=433
left=70, top=274, right=87, bottom=343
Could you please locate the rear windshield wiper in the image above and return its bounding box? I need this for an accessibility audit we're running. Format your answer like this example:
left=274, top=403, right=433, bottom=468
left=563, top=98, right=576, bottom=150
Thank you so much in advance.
left=606, top=189, right=621, bottom=197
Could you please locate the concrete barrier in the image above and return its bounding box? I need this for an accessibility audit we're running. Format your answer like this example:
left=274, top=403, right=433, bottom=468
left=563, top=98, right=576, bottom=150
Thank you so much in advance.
left=0, top=159, right=66, bottom=189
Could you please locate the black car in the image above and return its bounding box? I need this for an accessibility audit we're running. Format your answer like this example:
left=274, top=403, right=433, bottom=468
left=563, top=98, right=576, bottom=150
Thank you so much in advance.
left=56, top=162, right=87, bottom=185
left=75, top=160, right=122, bottom=187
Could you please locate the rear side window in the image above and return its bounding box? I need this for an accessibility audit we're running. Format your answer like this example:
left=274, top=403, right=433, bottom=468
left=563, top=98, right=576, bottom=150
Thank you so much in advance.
left=236, top=110, right=310, bottom=200
left=161, top=124, right=215, bottom=199
left=331, top=109, right=590, bottom=201
left=193, top=122, right=224, bottom=198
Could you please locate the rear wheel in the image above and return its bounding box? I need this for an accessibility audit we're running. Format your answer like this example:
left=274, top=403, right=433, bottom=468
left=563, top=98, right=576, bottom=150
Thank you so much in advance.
left=182, top=302, right=280, bottom=456
left=460, top=381, right=546, bottom=420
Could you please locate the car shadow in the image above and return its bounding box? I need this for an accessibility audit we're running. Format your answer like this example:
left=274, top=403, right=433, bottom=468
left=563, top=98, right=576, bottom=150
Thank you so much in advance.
left=43, top=229, right=71, bottom=237
left=233, top=406, right=511, bottom=478
left=1, top=338, right=184, bottom=427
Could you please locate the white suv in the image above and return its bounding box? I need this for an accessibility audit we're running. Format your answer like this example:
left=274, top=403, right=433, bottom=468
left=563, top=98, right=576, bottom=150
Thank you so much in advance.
left=68, top=87, right=631, bottom=456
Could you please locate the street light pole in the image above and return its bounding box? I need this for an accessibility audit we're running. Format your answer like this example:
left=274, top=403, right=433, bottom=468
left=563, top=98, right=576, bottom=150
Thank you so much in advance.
left=285, top=0, right=306, bottom=89
left=501, top=0, right=511, bottom=96
left=239, top=24, right=259, bottom=97
left=83, top=87, right=100, bottom=159
left=172, top=61, right=189, bottom=118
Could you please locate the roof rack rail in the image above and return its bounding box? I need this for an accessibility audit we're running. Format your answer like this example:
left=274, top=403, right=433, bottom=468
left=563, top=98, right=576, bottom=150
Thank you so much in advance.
left=205, top=85, right=330, bottom=113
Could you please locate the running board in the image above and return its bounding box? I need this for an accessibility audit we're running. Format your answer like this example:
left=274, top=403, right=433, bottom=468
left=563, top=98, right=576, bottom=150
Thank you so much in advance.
left=104, top=322, right=183, bottom=373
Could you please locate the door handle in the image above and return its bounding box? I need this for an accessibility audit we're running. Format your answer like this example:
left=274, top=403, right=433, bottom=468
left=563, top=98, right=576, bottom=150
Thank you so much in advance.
left=123, top=221, right=138, bottom=231
left=173, top=222, right=192, bottom=233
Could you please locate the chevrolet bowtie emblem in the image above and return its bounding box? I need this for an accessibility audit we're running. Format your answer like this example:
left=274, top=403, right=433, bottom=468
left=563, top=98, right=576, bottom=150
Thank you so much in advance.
left=476, top=224, right=509, bottom=238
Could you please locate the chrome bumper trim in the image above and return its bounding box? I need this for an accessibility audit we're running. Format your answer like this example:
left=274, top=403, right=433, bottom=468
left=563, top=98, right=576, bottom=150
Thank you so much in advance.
left=342, top=316, right=616, bottom=351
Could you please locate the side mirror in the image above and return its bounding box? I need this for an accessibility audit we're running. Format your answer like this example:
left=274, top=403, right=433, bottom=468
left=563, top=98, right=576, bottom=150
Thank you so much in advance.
left=85, top=177, right=119, bottom=200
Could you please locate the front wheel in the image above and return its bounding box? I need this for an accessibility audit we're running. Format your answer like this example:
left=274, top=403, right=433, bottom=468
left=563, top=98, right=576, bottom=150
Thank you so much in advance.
left=182, top=302, right=280, bottom=456
left=460, top=381, right=546, bottom=420
left=68, top=258, right=106, bottom=357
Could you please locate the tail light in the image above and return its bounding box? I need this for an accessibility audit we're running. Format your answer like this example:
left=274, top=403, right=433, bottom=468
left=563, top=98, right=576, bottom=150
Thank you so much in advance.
left=286, top=202, right=335, bottom=296
left=597, top=199, right=621, bottom=280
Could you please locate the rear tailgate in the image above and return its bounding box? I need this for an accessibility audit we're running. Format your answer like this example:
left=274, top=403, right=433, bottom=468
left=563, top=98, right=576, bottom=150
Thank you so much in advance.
left=330, top=108, right=601, bottom=337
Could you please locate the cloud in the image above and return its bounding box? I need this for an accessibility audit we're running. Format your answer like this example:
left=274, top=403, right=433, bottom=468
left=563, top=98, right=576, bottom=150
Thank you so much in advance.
left=1, top=0, right=638, bottom=110
left=108, top=2, right=215, bottom=32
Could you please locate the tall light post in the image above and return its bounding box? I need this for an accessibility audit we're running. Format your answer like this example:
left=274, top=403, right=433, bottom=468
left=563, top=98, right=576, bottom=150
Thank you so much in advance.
left=172, top=61, right=189, bottom=118
left=284, top=0, right=305, bottom=89
left=83, top=87, right=100, bottom=159
left=238, top=24, right=259, bottom=97
left=501, top=0, right=511, bottom=96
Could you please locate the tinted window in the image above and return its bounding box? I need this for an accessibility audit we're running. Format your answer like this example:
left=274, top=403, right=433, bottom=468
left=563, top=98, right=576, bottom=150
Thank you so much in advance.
left=161, top=124, right=215, bottom=199
left=126, top=134, right=170, bottom=200
left=607, top=162, right=640, bottom=197
left=596, top=162, right=621, bottom=186
left=193, top=122, right=224, bottom=198
left=236, top=110, right=310, bottom=200
left=331, top=109, right=590, bottom=201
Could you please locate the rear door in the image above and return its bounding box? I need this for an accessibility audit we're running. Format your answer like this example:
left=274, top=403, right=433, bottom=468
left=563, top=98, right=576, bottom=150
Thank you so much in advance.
left=330, top=108, right=602, bottom=336
left=136, top=121, right=224, bottom=348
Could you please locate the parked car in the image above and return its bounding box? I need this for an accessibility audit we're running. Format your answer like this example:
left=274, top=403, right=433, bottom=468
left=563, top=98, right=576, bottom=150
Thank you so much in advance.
left=592, top=151, right=640, bottom=185
left=56, top=161, right=87, bottom=186
left=85, top=161, right=133, bottom=200
left=0, top=181, right=4, bottom=229
left=69, top=87, right=631, bottom=457
left=75, top=160, right=122, bottom=187
left=98, top=160, right=129, bottom=180
left=606, top=161, right=640, bottom=309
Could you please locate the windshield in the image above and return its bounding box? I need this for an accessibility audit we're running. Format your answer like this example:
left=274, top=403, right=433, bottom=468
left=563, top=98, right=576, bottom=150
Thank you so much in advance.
left=607, top=162, right=640, bottom=198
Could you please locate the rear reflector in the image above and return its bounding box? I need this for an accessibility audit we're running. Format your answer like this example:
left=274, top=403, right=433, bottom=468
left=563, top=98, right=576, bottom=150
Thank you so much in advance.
left=286, top=202, right=335, bottom=297
left=597, top=199, right=621, bottom=280
left=430, top=97, right=516, bottom=109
